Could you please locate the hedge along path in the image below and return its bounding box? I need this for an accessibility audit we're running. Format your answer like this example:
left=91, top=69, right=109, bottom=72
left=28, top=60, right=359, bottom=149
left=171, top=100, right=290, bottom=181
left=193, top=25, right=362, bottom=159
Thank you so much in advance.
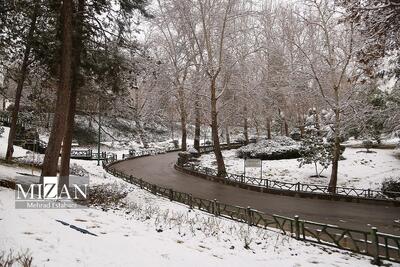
left=103, top=148, right=400, bottom=264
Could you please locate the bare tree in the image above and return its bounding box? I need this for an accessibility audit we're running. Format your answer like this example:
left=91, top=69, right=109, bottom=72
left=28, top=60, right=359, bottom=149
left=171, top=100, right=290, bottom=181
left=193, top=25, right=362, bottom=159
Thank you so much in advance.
left=151, top=0, right=194, bottom=151
left=289, top=0, right=359, bottom=192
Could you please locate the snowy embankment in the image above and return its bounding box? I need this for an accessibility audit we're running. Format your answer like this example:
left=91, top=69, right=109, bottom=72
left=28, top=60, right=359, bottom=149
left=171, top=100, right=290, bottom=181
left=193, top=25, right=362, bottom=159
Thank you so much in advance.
left=0, top=127, right=385, bottom=266
left=199, top=148, right=400, bottom=190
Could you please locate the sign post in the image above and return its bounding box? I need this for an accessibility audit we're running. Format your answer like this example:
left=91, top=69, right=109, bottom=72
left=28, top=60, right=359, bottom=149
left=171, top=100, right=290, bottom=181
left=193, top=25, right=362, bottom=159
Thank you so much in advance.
left=244, top=158, right=263, bottom=179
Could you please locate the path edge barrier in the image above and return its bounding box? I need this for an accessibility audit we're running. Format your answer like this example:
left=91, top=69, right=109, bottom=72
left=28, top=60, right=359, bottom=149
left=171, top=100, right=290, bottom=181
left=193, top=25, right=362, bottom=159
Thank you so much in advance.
left=174, top=164, right=400, bottom=206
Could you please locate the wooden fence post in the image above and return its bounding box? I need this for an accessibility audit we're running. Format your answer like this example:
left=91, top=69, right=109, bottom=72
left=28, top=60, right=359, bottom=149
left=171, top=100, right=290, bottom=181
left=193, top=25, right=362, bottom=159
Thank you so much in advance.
left=189, top=194, right=193, bottom=209
left=152, top=184, right=157, bottom=194
left=139, top=178, right=143, bottom=189
left=213, top=199, right=219, bottom=216
left=371, top=227, right=381, bottom=265
left=294, top=215, right=300, bottom=240
left=246, top=206, right=252, bottom=226
left=169, top=189, right=173, bottom=201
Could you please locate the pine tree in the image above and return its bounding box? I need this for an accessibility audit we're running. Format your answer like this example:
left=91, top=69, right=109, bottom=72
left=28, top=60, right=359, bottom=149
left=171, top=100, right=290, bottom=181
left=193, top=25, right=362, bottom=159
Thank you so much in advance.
left=298, top=130, right=332, bottom=178
left=2, top=0, right=42, bottom=162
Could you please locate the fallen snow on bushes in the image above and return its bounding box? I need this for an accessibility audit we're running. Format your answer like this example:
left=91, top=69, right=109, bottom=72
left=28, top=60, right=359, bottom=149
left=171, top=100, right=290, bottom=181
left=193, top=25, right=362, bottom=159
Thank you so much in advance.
left=237, top=136, right=300, bottom=160
left=199, top=148, right=400, bottom=190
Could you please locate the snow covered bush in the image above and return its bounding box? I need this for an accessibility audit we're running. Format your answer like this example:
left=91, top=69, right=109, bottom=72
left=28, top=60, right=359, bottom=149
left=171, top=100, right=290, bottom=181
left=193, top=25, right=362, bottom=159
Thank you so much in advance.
left=70, top=163, right=89, bottom=177
left=289, top=128, right=302, bottom=141
left=236, top=136, right=300, bottom=160
left=187, top=146, right=200, bottom=157
left=0, top=249, right=33, bottom=267
left=362, top=140, right=374, bottom=153
left=232, top=134, right=246, bottom=144
left=0, top=126, right=4, bottom=137
left=14, top=152, right=44, bottom=166
left=86, top=182, right=132, bottom=209
left=381, top=178, right=400, bottom=198
left=298, top=133, right=332, bottom=177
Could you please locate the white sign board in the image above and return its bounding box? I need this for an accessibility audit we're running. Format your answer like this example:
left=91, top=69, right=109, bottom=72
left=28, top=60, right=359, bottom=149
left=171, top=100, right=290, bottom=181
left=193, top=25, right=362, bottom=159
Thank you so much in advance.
left=245, top=158, right=262, bottom=168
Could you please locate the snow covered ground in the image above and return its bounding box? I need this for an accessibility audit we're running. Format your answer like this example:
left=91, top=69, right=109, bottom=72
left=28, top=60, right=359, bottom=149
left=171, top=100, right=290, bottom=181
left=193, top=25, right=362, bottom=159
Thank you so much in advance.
left=0, top=173, right=384, bottom=266
left=198, top=148, right=400, bottom=190
left=0, top=127, right=393, bottom=266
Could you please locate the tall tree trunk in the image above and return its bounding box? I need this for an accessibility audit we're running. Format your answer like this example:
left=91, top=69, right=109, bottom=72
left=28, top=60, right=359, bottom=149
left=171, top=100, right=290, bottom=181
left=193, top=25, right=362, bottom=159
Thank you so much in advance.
left=133, top=88, right=147, bottom=147
left=135, top=117, right=148, bottom=148
left=284, top=119, right=289, bottom=137
left=225, top=124, right=230, bottom=148
left=194, top=94, right=201, bottom=152
left=170, top=119, right=174, bottom=140
left=315, top=107, right=320, bottom=135
left=328, top=89, right=340, bottom=193
left=299, top=125, right=305, bottom=138
left=59, top=84, right=76, bottom=178
left=299, top=112, right=304, bottom=138
left=60, top=0, right=85, bottom=177
left=211, top=78, right=226, bottom=176
left=46, top=112, right=51, bottom=129
left=255, top=119, right=259, bottom=139
left=243, top=106, right=249, bottom=144
left=278, top=108, right=285, bottom=136
left=5, top=4, right=38, bottom=162
left=177, top=86, right=187, bottom=151
left=266, top=118, right=271, bottom=139
left=41, top=0, right=73, bottom=177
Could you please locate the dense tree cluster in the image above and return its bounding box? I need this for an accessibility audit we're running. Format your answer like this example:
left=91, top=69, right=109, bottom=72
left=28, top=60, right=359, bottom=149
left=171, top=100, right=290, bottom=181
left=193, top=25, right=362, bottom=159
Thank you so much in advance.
left=0, top=0, right=398, bottom=191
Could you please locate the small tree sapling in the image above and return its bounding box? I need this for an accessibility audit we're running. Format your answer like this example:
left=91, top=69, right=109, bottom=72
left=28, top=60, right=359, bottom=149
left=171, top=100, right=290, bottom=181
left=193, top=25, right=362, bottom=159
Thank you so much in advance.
left=298, top=130, right=332, bottom=178
left=362, top=139, right=373, bottom=153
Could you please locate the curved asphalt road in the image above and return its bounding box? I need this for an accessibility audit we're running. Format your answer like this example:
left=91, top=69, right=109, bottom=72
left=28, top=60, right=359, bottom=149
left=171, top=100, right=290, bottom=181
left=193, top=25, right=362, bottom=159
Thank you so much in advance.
left=113, top=152, right=400, bottom=235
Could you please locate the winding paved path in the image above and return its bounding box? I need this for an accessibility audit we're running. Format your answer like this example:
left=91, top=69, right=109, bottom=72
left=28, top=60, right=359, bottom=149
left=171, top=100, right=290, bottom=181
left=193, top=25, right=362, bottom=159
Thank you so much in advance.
left=113, top=152, right=400, bottom=235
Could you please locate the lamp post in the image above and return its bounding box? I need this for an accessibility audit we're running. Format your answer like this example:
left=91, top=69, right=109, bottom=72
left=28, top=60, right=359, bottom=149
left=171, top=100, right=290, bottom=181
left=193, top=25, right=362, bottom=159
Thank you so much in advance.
left=97, top=97, right=101, bottom=166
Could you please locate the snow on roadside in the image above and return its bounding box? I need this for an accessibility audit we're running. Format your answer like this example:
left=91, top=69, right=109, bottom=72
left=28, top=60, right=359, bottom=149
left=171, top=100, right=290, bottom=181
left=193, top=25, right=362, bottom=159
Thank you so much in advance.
left=198, top=148, right=400, bottom=190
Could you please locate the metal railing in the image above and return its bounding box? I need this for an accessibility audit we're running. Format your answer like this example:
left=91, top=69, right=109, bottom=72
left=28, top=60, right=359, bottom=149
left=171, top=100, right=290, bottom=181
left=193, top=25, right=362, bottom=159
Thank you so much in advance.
left=0, top=112, right=31, bottom=129
left=180, top=163, right=400, bottom=201
left=70, top=149, right=117, bottom=161
left=121, top=147, right=175, bottom=159
left=119, top=143, right=244, bottom=160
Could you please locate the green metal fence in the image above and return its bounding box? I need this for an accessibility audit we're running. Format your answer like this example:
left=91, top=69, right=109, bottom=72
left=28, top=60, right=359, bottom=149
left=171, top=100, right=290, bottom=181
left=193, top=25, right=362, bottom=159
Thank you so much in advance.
left=180, top=163, right=400, bottom=201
